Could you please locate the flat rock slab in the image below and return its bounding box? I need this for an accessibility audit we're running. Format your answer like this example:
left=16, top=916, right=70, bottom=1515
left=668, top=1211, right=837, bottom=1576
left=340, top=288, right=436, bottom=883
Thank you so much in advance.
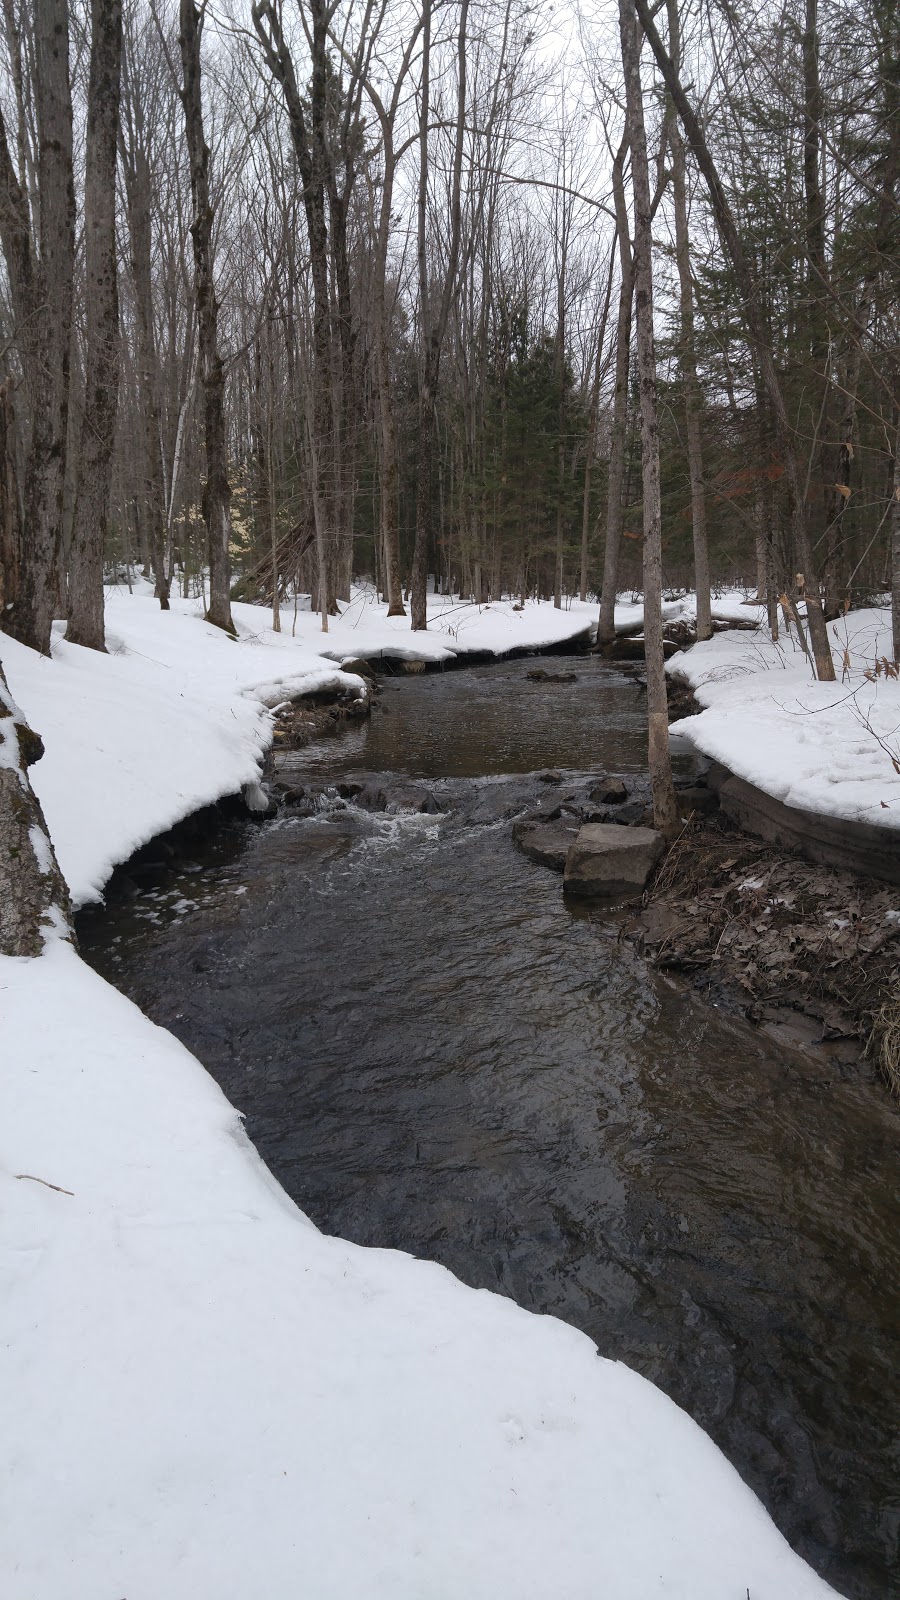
left=512, top=819, right=581, bottom=871
left=563, top=822, right=665, bottom=899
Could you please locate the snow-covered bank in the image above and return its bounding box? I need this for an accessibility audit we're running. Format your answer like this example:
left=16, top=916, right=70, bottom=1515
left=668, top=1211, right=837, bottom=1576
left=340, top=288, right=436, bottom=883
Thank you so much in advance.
left=668, top=606, right=900, bottom=830
left=1, top=936, right=837, bottom=1599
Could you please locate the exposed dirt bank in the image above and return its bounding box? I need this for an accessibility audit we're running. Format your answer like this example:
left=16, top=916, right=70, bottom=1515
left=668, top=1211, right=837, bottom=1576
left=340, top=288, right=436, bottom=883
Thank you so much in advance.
left=627, top=817, right=900, bottom=1094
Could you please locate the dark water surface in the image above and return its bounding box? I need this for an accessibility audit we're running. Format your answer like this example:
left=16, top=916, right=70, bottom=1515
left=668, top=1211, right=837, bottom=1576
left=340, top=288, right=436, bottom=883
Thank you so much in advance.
left=79, top=656, right=900, bottom=1599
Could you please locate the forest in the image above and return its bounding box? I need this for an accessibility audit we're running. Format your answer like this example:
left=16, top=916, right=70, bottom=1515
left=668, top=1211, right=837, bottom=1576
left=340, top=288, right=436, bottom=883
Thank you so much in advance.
left=2, top=4, right=900, bottom=1598
left=0, top=0, right=897, bottom=672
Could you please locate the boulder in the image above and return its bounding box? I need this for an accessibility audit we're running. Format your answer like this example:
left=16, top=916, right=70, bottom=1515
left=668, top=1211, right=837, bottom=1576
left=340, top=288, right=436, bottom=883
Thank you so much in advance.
left=537, top=769, right=563, bottom=784
left=512, top=819, right=581, bottom=871
left=563, top=822, right=664, bottom=900
left=589, top=777, right=628, bottom=805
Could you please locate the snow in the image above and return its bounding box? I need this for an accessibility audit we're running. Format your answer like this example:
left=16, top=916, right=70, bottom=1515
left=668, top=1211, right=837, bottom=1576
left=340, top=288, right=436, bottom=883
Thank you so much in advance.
left=305, top=584, right=597, bottom=660
left=668, top=606, right=900, bottom=828
left=1, top=937, right=838, bottom=1599
left=0, top=584, right=843, bottom=1595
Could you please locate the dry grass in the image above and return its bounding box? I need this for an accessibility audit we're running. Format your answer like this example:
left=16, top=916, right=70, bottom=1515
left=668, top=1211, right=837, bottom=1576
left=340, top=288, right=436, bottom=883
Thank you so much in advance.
left=867, top=984, right=900, bottom=1096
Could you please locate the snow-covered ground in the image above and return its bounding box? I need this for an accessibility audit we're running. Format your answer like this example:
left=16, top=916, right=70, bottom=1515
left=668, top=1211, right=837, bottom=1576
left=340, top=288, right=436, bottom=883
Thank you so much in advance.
left=669, top=606, right=900, bottom=828
left=1, top=584, right=842, bottom=1597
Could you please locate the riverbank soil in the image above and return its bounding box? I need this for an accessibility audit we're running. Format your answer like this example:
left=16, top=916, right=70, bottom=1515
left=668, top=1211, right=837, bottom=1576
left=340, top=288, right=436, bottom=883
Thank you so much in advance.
left=631, top=816, right=900, bottom=1090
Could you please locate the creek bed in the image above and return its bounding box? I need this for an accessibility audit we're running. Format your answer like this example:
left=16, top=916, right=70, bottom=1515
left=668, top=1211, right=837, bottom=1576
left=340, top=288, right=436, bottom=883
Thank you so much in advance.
left=79, top=654, right=900, bottom=1600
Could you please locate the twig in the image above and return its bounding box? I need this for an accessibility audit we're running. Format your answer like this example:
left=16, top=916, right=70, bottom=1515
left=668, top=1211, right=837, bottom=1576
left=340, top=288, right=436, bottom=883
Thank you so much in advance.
left=15, top=1173, right=75, bottom=1196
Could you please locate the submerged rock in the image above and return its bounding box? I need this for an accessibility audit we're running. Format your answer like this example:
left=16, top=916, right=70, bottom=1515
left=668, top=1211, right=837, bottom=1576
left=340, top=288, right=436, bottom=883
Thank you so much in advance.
left=563, top=822, right=664, bottom=899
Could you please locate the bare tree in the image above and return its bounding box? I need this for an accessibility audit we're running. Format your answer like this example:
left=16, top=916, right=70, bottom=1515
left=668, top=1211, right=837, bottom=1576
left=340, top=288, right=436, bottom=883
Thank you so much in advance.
left=119, top=10, right=171, bottom=609
left=597, top=139, right=634, bottom=647
left=179, top=0, right=234, bottom=635
left=635, top=0, right=836, bottom=681
left=0, top=0, right=75, bottom=654
left=620, top=0, right=678, bottom=835
left=68, top=0, right=124, bottom=652
left=410, top=0, right=469, bottom=632
left=665, top=0, right=711, bottom=641
left=356, top=6, right=424, bottom=617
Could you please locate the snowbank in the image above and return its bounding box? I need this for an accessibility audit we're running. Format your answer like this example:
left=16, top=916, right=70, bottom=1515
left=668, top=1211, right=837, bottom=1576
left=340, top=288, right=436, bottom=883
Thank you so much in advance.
left=0, top=595, right=360, bottom=908
left=0, top=937, right=837, bottom=1599
left=668, top=607, right=900, bottom=828
left=301, top=585, right=597, bottom=661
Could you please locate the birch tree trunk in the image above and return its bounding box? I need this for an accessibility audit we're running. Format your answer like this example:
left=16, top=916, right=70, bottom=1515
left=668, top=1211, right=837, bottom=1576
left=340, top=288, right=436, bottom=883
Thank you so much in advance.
left=68, top=0, right=123, bottom=652
left=179, top=0, right=234, bottom=637
left=666, top=0, right=711, bottom=642
left=620, top=0, right=678, bottom=837
left=597, top=142, right=634, bottom=647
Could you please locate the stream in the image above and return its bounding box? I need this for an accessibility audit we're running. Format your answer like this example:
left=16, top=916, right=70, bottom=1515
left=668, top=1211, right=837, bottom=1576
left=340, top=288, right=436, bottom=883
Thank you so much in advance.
left=78, top=654, right=900, bottom=1599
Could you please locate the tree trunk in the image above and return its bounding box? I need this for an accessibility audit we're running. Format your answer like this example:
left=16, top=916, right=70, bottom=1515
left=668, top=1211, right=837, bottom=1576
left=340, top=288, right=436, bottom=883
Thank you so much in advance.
left=892, top=423, right=900, bottom=664
left=370, top=163, right=405, bottom=615
left=635, top=0, right=835, bottom=682
left=410, top=0, right=469, bottom=632
left=0, top=0, right=74, bottom=655
left=0, top=382, right=20, bottom=614
left=120, top=62, right=170, bottom=609
left=68, top=0, right=123, bottom=652
left=666, top=0, right=711, bottom=641
left=620, top=0, right=678, bottom=837
left=0, top=661, right=73, bottom=956
left=883, top=425, right=890, bottom=662
left=553, top=269, right=567, bottom=611
left=252, top=0, right=335, bottom=627
left=579, top=248, right=614, bottom=603
left=598, top=143, right=634, bottom=647
left=179, top=0, right=234, bottom=636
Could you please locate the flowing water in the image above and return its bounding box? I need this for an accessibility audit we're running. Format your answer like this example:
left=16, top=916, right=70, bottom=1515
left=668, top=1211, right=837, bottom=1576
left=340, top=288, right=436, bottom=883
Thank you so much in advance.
left=79, top=655, right=900, bottom=1599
